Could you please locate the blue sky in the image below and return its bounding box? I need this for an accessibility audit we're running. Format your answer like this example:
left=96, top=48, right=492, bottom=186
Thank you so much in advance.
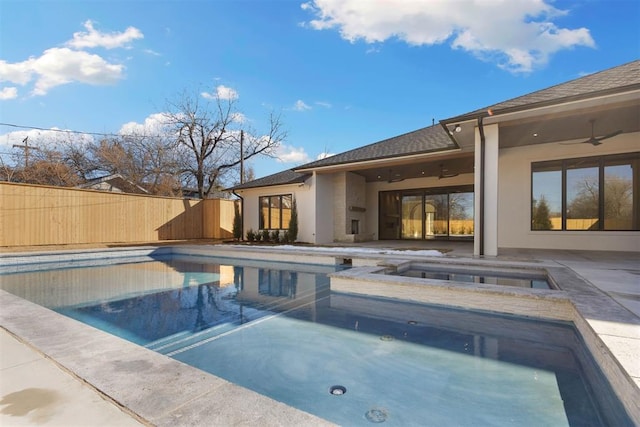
left=1, top=0, right=638, bottom=179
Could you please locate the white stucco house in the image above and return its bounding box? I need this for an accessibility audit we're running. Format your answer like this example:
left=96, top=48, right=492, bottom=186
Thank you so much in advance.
left=231, top=60, right=640, bottom=256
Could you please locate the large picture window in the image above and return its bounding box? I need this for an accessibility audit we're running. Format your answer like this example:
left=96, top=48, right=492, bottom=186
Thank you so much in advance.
left=531, top=153, right=639, bottom=231
left=259, top=194, right=292, bottom=230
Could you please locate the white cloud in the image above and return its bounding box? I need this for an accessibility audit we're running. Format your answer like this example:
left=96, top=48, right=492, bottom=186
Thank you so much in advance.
left=66, top=20, right=143, bottom=50
left=119, top=113, right=170, bottom=136
left=293, top=100, right=312, bottom=111
left=315, top=101, right=332, bottom=108
left=0, top=128, right=95, bottom=165
left=276, top=144, right=311, bottom=164
left=301, top=0, right=595, bottom=72
left=0, top=20, right=142, bottom=97
left=316, top=151, right=334, bottom=160
left=31, top=48, right=124, bottom=95
left=202, top=84, right=239, bottom=101
left=217, top=85, right=239, bottom=100
left=0, top=87, right=18, bottom=100
left=231, top=112, right=247, bottom=124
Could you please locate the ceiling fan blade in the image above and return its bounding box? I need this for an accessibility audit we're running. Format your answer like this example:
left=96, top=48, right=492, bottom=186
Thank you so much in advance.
left=589, top=138, right=603, bottom=146
left=562, top=129, right=623, bottom=146
left=596, top=129, right=623, bottom=142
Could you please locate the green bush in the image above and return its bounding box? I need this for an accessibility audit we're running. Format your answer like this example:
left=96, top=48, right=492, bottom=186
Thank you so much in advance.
left=261, top=229, right=270, bottom=242
left=246, top=229, right=256, bottom=242
left=288, top=197, right=298, bottom=242
left=232, top=202, right=242, bottom=240
left=270, top=230, right=280, bottom=243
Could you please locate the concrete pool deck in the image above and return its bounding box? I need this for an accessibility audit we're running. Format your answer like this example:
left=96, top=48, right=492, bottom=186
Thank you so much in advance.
left=1, top=242, right=638, bottom=425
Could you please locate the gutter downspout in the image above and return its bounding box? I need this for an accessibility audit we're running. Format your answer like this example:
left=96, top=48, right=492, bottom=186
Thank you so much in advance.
left=477, top=116, right=486, bottom=257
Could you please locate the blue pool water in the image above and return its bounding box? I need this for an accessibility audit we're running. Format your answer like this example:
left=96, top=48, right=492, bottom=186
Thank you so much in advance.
left=396, top=266, right=551, bottom=289
left=0, top=255, right=627, bottom=426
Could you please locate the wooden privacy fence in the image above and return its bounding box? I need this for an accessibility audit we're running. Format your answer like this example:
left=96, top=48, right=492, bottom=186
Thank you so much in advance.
left=0, top=182, right=236, bottom=247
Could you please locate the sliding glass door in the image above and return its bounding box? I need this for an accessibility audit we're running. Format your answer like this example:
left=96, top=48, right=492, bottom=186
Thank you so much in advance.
left=379, top=186, right=473, bottom=240
left=401, top=194, right=423, bottom=239
left=424, top=194, right=448, bottom=237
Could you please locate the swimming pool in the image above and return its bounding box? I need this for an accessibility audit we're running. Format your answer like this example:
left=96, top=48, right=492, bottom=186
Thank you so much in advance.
left=0, top=253, right=630, bottom=426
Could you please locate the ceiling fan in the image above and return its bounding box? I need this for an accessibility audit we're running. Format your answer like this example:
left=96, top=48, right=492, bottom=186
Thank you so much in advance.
left=564, top=119, right=623, bottom=146
left=386, top=169, right=404, bottom=183
left=438, top=164, right=459, bottom=179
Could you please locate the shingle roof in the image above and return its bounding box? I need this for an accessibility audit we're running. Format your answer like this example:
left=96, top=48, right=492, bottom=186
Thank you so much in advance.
left=446, top=59, right=640, bottom=122
left=230, top=168, right=311, bottom=191
left=232, top=60, right=639, bottom=190
left=296, top=124, right=455, bottom=171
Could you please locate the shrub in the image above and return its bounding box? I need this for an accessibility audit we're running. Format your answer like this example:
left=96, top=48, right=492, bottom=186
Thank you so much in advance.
left=271, top=230, right=280, bottom=243
left=261, top=229, right=270, bottom=242
left=246, top=229, right=256, bottom=242
left=282, top=230, right=290, bottom=243
left=288, top=197, right=298, bottom=242
left=232, top=202, right=242, bottom=240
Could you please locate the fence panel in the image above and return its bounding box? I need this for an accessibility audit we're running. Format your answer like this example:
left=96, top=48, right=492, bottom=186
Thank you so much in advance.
left=0, top=182, right=235, bottom=247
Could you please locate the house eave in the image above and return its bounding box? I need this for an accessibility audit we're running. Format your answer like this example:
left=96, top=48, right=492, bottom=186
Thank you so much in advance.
left=294, top=147, right=463, bottom=174
left=442, top=84, right=640, bottom=126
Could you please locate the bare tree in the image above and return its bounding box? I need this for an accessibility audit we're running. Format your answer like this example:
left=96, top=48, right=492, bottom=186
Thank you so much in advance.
left=0, top=156, right=18, bottom=182
left=164, top=89, right=286, bottom=198
left=83, top=133, right=183, bottom=196
left=11, top=142, right=81, bottom=187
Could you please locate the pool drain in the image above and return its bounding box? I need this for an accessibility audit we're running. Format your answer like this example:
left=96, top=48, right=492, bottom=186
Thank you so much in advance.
left=380, top=334, right=394, bottom=341
left=365, top=408, right=388, bottom=423
left=407, top=320, right=418, bottom=325
left=329, top=385, right=346, bottom=395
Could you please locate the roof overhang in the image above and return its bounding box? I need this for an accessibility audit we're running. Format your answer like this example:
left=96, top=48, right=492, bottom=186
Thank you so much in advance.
left=443, top=88, right=640, bottom=148
left=293, top=148, right=475, bottom=183
left=295, top=148, right=462, bottom=174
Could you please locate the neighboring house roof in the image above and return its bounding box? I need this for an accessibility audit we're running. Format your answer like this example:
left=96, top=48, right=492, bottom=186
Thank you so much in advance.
left=78, top=174, right=149, bottom=195
left=231, top=168, right=311, bottom=191
left=445, top=59, right=640, bottom=123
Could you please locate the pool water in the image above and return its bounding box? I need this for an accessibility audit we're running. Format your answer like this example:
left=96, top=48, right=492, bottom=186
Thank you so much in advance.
left=397, top=266, right=551, bottom=289
left=0, top=255, right=623, bottom=426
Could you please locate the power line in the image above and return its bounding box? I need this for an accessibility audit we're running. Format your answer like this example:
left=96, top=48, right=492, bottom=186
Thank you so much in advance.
left=0, top=122, right=170, bottom=139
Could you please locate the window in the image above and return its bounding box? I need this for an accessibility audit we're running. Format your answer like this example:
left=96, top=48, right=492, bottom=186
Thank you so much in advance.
left=531, top=153, right=639, bottom=231
left=259, top=194, right=292, bottom=230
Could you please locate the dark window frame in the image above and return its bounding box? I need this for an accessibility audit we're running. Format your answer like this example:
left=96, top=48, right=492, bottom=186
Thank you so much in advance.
left=379, top=185, right=474, bottom=240
left=531, top=152, right=640, bottom=231
left=258, top=194, right=292, bottom=230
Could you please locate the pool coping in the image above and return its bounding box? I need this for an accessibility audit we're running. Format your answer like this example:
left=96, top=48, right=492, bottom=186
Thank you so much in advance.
left=1, top=245, right=639, bottom=425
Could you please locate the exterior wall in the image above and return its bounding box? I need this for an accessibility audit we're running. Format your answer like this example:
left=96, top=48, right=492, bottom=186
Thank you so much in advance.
left=498, top=131, right=640, bottom=252
left=332, top=172, right=347, bottom=241
left=314, top=173, right=334, bottom=244
left=475, top=123, right=500, bottom=257
left=333, top=172, right=367, bottom=242
left=236, top=180, right=315, bottom=243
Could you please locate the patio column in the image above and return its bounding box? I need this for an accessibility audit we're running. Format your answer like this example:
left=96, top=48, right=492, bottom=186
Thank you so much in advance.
left=474, top=122, right=499, bottom=257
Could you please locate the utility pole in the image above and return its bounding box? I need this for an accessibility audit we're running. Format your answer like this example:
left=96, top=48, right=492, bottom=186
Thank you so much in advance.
left=240, top=130, right=244, bottom=184
left=13, top=136, right=39, bottom=168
